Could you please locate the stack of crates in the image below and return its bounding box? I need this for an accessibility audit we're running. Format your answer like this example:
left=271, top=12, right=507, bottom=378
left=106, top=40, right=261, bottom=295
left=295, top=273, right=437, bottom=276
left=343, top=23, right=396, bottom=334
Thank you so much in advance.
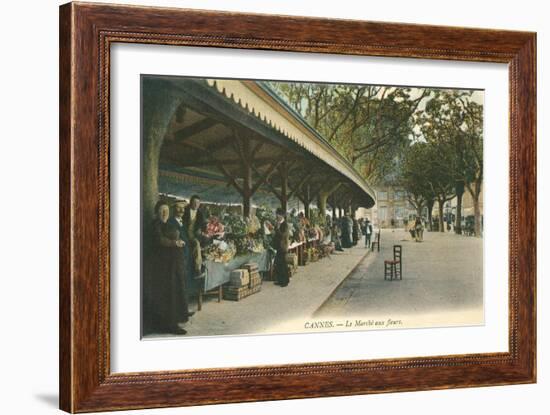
left=223, top=262, right=262, bottom=301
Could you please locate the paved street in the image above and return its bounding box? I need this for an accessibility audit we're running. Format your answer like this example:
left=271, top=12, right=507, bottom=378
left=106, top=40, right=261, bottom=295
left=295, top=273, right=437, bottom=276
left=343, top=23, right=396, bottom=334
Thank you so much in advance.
left=315, top=229, right=484, bottom=329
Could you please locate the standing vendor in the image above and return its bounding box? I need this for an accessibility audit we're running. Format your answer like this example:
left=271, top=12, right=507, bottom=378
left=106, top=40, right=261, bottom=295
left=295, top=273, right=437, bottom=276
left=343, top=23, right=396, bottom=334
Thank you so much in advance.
left=272, top=207, right=290, bottom=287
left=183, top=195, right=208, bottom=277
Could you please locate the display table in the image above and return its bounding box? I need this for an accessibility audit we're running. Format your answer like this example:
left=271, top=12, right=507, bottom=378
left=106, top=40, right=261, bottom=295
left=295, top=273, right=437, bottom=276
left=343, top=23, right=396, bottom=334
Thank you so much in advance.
left=195, top=250, right=271, bottom=310
left=204, top=250, right=270, bottom=291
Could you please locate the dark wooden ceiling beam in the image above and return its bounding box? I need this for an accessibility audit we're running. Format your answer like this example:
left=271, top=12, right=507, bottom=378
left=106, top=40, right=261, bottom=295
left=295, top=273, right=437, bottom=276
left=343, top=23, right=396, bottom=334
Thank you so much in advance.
left=288, top=172, right=313, bottom=200
left=251, top=140, right=264, bottom=157
left=173, top=118, right=218, bottom=142
left=251, top=161, right=282, bottom=194
left=216, top=163, right=244, bottom=196
left=263, top=178, right=282, bottom=200
left=164, top=134, right=234, bottom=161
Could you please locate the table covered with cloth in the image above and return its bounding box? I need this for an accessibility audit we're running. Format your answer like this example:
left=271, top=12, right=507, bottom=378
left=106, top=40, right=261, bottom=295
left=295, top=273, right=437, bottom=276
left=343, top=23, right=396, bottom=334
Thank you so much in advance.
left=204, top=250, right=272, bottom=291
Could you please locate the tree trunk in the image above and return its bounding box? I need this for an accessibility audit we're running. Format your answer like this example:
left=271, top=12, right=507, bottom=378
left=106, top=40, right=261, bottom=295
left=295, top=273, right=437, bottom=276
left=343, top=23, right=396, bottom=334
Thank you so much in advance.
left=473, top=198, right=481, bottom=236
left=467, top=180, right=482, bottom=237
left=427, top=199, right=434, bottom=231
left=454, top=181, right=464, bottom=235
left=437, top=198, right=445, bottom=233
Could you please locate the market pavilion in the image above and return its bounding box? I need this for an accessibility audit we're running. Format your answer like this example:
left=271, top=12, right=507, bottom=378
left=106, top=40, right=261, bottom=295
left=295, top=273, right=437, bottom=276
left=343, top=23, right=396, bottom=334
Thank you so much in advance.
left=142, top=75, right=376, bottom=222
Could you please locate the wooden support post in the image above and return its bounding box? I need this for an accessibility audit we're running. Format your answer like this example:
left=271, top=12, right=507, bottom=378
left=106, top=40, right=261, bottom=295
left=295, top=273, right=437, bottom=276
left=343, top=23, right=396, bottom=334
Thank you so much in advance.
left=260, top=159, right=294, bottom=212
left=330, top=195, right=337, bottom=221
left=317, top=182, right=341, bottom=223
left=250, top=160, right=281, bottom=195
left=306, top=184, right=311, bottom=218
left=280, top=162, right=288, bottom=212
left=318, top=194, right=327, bottom=219
left=242, top=138, right=252, bottom=218
left=351, top=202, right=358, bottom=218
left=288, top=173, right=312, bottom=199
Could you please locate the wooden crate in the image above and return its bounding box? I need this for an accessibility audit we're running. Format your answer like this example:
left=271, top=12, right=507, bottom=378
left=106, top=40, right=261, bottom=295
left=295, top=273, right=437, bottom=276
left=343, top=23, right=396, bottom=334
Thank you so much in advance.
left=249, top=272, right=262, bottom=288
left=223, top=283, right=262, bottom=301
left=243, top=262, right=259, bottom=273
left=229, top=269, right=250, bottom=287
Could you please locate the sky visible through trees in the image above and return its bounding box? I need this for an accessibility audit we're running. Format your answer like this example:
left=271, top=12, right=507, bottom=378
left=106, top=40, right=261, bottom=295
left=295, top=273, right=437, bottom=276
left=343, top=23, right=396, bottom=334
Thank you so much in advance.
left=268, top=81, right=484, bottom=235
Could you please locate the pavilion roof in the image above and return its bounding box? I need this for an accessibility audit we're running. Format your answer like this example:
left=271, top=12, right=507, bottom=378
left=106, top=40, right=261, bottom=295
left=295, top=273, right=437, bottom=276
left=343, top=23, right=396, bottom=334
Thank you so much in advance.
left=153, top=76, right=376, bottom=210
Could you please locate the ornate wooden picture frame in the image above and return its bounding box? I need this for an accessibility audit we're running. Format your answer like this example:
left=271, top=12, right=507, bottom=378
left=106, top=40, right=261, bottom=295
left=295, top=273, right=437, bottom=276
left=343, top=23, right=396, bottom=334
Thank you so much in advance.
left=59, top=2, right=536, bottom=412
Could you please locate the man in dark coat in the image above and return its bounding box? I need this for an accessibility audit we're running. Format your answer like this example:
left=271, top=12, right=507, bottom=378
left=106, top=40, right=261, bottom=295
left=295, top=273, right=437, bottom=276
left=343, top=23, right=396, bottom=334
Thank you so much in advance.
left=183, top=195, right=208, bottom=277
left=272, top=208, right=290, bottom=287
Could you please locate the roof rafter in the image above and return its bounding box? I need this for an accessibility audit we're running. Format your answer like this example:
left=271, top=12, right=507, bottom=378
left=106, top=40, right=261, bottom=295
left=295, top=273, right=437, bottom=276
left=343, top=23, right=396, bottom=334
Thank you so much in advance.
left=173, top=118, right=218, bottom=142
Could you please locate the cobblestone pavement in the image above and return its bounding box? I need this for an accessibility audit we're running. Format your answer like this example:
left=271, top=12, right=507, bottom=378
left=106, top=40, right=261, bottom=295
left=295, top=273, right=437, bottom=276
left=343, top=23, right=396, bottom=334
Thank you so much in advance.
left=315, top=229, right=484, bottom=328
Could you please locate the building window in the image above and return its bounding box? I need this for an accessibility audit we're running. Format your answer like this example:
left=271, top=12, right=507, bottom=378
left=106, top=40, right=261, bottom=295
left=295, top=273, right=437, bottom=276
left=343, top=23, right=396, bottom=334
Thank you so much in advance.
left=395, top=207, right=404, bottom=219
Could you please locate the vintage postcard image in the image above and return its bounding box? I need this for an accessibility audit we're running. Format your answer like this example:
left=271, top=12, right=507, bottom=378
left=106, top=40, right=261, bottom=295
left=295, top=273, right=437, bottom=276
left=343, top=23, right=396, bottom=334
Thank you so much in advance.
left=140, top=75, right=484, bottom=338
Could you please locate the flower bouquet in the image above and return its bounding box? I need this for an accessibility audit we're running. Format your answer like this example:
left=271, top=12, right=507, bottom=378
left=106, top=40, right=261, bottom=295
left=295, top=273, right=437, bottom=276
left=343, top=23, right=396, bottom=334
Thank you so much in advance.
left=204, top=240, right=236, bottom=263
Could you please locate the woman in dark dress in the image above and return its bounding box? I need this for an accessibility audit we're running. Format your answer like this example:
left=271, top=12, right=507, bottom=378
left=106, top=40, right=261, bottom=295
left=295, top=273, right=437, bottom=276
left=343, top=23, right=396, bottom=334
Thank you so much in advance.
left=272, top=208, right=290, bottom=287
left=352, top=217, right=360, bottom=246
left=341, top=213, right=353, bottom=248
left=148, top=201, right=190, bottom=335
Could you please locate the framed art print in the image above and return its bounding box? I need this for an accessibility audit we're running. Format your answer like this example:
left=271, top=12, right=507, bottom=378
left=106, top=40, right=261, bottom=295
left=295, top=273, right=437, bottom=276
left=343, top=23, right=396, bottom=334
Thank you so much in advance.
left=59, top=2, right=536, bottom=412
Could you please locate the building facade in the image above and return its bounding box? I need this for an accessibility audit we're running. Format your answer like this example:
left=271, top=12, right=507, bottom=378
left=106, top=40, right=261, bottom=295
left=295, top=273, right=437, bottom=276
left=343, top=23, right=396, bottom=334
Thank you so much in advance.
left=364, top=186, right=417, bottom=228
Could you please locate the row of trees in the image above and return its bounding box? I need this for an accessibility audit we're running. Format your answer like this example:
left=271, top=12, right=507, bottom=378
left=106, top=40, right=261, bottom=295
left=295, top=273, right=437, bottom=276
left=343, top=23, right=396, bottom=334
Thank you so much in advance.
left=400, top=90, right=483, bottom=236
left=269, top=82, right=483, bottom=236
left=268, top=82, right=426, bottom=184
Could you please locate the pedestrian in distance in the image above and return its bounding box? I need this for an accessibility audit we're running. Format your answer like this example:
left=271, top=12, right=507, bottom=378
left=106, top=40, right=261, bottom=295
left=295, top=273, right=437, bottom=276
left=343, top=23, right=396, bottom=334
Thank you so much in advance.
left=365, top=219, right=373, bottom=248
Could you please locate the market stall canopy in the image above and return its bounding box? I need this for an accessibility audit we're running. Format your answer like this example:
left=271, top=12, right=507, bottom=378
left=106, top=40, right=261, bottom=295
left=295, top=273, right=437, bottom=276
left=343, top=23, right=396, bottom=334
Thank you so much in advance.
left=149, top=75, right=376, bottom=215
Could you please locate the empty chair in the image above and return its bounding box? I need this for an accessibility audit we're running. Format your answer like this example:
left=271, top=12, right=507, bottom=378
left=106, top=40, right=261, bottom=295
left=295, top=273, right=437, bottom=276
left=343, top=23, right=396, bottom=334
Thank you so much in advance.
left=393, top=245, right=402, bottom=280
left=384, top=245, right=402, bottom=281
left=371, top=231, right=381, bottom=252
left=384, top=259, right=395, bottom=280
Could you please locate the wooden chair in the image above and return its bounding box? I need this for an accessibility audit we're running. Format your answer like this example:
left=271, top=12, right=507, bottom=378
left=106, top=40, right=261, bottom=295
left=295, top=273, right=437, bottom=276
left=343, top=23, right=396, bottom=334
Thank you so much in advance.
left=371, top=231, right=381, bottom=252
left=393, top=245, right=402, bottom=279
left=384, top=245, right=402, bottom=281
left=384, top=260, right=395, bottom=280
